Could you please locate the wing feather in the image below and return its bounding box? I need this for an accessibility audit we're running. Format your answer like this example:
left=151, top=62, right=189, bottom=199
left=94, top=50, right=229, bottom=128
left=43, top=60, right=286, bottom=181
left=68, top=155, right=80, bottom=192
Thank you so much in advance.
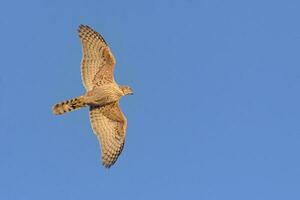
left=78, top=25, right=116, bottom=90
left=89, top=103, right=127, bottom=168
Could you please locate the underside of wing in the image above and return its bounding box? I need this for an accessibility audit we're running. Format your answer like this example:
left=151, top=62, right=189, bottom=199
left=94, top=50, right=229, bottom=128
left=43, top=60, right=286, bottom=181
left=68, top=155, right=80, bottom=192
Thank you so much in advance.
left=78, top=25, right=116, bottom=91
left=89, top=103, right=127, bottom=168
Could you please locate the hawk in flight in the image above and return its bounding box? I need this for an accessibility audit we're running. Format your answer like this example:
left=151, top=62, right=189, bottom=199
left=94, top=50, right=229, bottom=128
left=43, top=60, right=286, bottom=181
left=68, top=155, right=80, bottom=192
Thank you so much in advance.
left=52, top=25, right=133, bottom=168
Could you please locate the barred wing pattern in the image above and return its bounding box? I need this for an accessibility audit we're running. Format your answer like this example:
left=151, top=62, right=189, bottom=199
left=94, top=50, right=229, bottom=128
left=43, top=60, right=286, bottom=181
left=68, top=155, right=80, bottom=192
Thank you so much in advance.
left=89, top=103, right=127, bottom=168
left=78, top=25, right=116, bottom=91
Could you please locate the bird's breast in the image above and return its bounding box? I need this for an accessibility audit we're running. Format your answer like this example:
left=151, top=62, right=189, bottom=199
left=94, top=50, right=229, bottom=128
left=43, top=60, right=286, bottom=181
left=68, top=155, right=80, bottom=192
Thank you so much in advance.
left=85, top=84, right=122, bottom=106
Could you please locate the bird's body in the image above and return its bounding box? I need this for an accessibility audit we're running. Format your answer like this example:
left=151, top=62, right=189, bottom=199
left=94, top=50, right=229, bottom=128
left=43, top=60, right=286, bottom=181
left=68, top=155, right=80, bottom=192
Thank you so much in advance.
left=53, top=25, right=133, bottom=168
left=53, top=83, right=123, bottom=114
left=85, top=83, right=124, bottom=106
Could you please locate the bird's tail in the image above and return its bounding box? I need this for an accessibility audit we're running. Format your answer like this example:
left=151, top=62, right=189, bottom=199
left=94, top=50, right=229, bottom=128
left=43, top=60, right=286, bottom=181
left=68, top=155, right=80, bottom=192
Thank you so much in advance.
left=52, top=96, right=86, bottom=115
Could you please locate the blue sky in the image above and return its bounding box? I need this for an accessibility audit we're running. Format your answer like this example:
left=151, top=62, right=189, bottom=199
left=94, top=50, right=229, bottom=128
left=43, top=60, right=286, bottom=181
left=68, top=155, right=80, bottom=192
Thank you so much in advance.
left=0, top=0, right=300, bottom=199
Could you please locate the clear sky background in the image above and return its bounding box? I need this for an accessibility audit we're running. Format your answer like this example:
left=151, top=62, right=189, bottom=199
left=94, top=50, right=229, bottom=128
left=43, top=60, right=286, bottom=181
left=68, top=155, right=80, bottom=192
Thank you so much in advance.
left=0, top=0, right=299, bottom=199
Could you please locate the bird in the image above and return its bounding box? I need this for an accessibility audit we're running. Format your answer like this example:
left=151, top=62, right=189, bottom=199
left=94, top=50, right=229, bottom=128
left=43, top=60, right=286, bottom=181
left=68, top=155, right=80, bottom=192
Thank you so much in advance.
left=52, top=25, right=133, bottom=168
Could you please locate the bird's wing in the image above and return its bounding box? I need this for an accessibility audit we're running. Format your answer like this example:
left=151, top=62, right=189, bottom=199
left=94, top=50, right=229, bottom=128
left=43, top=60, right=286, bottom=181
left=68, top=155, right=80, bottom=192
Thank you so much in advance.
left=89, top=103, right=127, bottom=168
left=78, top=25, right=116, bottom=91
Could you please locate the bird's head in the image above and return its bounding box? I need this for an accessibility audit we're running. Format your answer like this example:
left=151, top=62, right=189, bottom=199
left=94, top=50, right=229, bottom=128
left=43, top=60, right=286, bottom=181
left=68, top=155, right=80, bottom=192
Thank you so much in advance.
left=120, top=85, right=134, bottom=96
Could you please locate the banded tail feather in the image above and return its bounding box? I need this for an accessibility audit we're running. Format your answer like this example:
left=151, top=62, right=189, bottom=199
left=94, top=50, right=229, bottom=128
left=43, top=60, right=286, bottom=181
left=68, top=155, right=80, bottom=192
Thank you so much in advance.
left=52, top=96, right=86, bottom=115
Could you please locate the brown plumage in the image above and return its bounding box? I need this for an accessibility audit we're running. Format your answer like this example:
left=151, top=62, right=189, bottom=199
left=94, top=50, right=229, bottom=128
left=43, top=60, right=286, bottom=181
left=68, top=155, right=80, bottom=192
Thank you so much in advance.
left=53, top=96, right=86, bottom=115
left=52, top=25, right=133, bottom=168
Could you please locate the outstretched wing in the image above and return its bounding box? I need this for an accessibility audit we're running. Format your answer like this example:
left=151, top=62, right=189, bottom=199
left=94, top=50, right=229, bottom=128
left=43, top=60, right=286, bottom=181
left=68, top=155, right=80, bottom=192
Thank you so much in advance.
left=89, top=103, right=127, bottom=168
left=78, top=25, right=116, bottom=91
